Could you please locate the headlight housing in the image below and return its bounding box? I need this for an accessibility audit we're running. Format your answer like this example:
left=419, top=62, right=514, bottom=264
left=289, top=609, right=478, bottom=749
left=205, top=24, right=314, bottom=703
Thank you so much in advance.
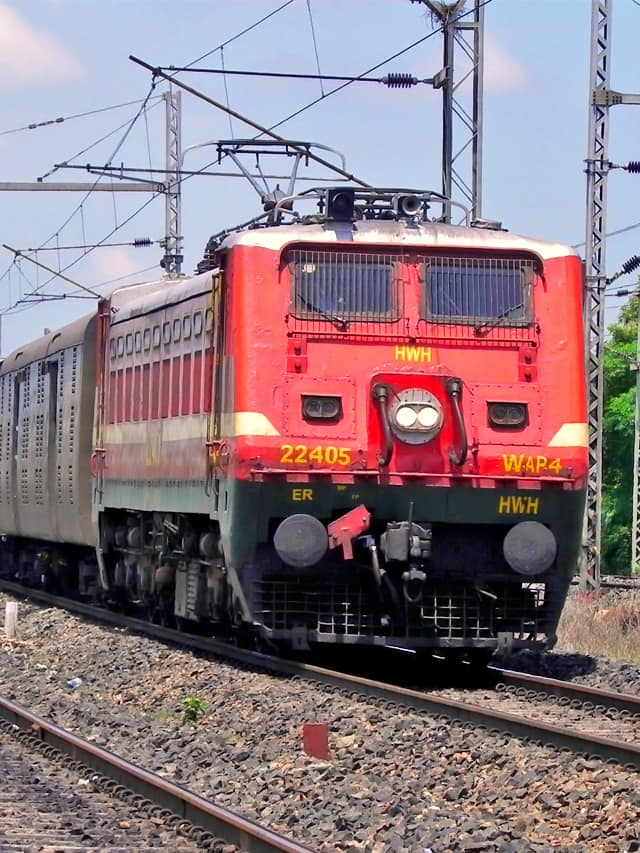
left=389, top=388, right=443, bottom=444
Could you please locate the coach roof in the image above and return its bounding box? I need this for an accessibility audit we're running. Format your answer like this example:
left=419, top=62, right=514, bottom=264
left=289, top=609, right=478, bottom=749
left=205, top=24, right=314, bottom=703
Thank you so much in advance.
left=0, top=311, right=95, bottom=375
left=108, top=268, right=214, bottom=324
left=219, top=218, right=578, bottom=262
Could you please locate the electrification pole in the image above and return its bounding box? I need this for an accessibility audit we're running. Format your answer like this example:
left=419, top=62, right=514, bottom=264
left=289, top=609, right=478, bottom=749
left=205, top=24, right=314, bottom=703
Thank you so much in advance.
left=162, top=89, right=183, bottom=276
left=0, top=89, right=182, bottom=280
left=411, top=0, right=484, bottom=221
left=633, top=305, right=640, bottom=574
left=582, top=0, right=640, bottom=589
left=582, top=0, right=611, bottom=593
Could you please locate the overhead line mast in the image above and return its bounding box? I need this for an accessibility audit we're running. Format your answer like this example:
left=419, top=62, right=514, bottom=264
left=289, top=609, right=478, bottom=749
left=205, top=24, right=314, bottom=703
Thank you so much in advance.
left=582, top=0, right=640, bottom=590
left=410, top=0, right=485, bottom=222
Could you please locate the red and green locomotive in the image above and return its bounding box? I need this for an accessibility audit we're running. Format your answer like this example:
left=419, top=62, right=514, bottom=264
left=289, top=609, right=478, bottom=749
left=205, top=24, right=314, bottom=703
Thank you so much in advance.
left=0, top=187, right=587, bottom=657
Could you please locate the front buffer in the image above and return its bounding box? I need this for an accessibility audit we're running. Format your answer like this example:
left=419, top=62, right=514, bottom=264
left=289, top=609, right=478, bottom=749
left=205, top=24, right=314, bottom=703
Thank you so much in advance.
left=224, top=476, right=584, bottom=655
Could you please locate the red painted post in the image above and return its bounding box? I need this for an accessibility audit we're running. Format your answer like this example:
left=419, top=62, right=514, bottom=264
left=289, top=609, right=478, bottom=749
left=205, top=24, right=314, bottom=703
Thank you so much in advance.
left=302, top=723, right=329, bottom=760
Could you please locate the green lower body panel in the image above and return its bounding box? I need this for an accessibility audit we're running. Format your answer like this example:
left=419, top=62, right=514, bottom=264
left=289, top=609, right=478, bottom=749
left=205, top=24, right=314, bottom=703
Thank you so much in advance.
left=98, top=479, right=211, bottom=515
left=215, top=477, right=585, bottom=652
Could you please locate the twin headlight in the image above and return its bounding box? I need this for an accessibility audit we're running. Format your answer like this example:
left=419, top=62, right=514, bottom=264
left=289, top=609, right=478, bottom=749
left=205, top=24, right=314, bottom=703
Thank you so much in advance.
left=390, top=389, right=444, bottom=445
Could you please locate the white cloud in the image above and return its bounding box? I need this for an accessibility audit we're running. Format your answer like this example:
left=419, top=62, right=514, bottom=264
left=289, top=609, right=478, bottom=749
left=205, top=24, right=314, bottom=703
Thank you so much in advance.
left=84, top=247, right=159, bottom=294
left=0, top=3, right=84, bottom=88
left=484, top=35, right=529, bottom=94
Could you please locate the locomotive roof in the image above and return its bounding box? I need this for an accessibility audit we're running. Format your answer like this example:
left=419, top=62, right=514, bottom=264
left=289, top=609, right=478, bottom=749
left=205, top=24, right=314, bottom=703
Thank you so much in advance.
left=218, top=219, right=578, bottom=261
left=0, top=311, right=95, bottom=375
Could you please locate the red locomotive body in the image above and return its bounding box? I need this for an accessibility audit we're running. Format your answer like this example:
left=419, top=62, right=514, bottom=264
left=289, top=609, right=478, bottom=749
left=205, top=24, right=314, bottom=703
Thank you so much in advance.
left=0, top=187, right=587, bottom=659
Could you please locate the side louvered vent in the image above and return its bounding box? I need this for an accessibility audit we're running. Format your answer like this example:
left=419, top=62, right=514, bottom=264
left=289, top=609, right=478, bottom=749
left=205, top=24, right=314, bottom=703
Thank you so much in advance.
left=20, top=415, right=30, bottom=460
left=35, top=467, right=44, bottom=505
left=35, top=413, right=45, bottom=458
left=68, top=404, right=76, bottom=454
left=71, top=346, right=78, bottom=394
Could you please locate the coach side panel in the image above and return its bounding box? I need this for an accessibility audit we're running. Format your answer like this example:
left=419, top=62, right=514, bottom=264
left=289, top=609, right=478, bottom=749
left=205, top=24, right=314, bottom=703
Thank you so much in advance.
left=0, top=316, right=96, bottom=545
left=98, top=294, right=214, bottom=514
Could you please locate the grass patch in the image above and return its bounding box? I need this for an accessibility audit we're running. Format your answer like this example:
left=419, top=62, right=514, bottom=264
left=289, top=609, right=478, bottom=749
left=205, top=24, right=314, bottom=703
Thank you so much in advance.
left=556, top=592, right=640, bottom=662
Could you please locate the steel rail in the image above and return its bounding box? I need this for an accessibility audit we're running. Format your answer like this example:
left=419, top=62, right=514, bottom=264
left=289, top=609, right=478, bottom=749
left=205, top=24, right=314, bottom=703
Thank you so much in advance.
left=2, top=580, right=640, bottom=771
left=489, top=667, right=640, bottom=715
left=0, top=692, right=315, bottom=853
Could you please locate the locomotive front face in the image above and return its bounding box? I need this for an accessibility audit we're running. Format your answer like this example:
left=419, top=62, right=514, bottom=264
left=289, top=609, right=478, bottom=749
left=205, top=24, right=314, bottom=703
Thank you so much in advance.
left=222, top=224, right=587, bottom=654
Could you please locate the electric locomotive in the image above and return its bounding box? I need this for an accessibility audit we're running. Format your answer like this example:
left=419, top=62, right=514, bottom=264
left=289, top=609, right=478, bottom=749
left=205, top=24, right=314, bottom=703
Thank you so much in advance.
left=0, top=187, right=587, bottom=659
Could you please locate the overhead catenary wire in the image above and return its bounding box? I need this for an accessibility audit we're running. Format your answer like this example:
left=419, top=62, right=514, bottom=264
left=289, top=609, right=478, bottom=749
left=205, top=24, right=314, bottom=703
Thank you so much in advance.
left=34, top=83, right=159, bottom=249
left=1, top=192, right=161, bottom=313
left=1, top=2, right=298, bottom=316
left=264, top=0, right=493, bottom=134
left=128, top=0, right=490, bottom=197
left=2, top=244, right=102, bottom=299
left=39, top=98, right=163, bottom=182
left=572, top=219, right=640, bottom=250
left=181, top=0, right=296, bottom=69
left=131, top=55, right=373, bottom=188
left=5, top=0, right=483, bottom=315
left=0, top=82, right=163, bottom=311
left=157, top=66, right=431, bottom=87
left=306, top=0, right=325, bottom=96
left=21, top=238, right=154, bottom=252
left=0, top=95, right=163, bottom=138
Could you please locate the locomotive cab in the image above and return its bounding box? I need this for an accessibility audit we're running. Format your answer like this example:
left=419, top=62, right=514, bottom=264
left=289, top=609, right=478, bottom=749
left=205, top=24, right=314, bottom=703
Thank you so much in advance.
left=207, top=190, right=587, bottom=655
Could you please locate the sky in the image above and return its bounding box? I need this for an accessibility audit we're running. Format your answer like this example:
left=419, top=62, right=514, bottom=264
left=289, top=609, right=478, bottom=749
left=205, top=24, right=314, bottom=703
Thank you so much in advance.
left=0, top=0, right=639, bottom=355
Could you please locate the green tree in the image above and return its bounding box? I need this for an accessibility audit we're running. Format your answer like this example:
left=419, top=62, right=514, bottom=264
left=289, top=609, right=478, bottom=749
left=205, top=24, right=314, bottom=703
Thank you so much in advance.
left=602, top=295, right=639, bottom=574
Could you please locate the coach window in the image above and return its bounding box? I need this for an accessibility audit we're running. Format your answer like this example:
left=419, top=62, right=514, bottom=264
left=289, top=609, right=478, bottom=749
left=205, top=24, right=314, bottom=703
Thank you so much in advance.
left=153, top=326, right=161, bottom=348
left=205, top=307, right=213, bottom=332
left=135, top=331, right=142, bottom=353
left=109, top=339, right=117, bottom=361
left=117, top=337, right=125, bottom=358
left=193, top=311, right=203, bottom=337
left=125, top=333, right=133, bottom=355
left=173, top=318, right=181, bottom=342
left=143, top=328, right=151, bottom=352
left=183, top=315, right=192, bottom=339
left=163, top=322, right=171, bottom=345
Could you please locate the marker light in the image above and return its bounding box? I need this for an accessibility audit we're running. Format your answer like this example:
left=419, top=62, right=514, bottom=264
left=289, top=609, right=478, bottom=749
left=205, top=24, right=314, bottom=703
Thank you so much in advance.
left=488, top=402, right=528, bottom=428
left=302, top=395, right=342, bottom=422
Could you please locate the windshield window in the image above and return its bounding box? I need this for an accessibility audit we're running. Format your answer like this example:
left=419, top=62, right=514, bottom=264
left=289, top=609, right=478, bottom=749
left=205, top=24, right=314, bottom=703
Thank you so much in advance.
left=422, top=257, right=534, bottom=324
left=290, top=251, right=399, bottom=321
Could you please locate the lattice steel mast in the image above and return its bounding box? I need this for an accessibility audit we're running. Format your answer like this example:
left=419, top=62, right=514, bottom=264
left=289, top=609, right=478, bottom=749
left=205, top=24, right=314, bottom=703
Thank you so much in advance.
left=162, top=89, right=183, bottom=276
left=582, top=0, right=640, bottom=588
left=582, top=0, right=611, bottom=593
left=411, top=0, right=485, bottom=222
left=633, top=308, right=640, bottom=574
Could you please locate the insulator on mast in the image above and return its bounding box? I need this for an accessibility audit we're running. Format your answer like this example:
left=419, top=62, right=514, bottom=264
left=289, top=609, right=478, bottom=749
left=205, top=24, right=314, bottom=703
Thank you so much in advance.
left=622, top=255, right=640, bottom=275
left=382, top=73, right=418, bottom=88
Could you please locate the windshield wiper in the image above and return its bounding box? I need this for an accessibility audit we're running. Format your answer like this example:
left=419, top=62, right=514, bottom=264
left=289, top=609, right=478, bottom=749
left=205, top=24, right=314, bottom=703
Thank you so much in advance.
left=297, top=294, right=349, bottom=330
left=474, top=302, right=524, bottom=335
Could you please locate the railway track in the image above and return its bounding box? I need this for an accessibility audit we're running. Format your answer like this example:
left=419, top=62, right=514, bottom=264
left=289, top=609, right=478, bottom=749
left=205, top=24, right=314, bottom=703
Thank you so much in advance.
left=0, top=688, right=315, bottom=853
left=0, top=716, right=203, bottom=852
left=2, top=579, right=640, bottom=774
